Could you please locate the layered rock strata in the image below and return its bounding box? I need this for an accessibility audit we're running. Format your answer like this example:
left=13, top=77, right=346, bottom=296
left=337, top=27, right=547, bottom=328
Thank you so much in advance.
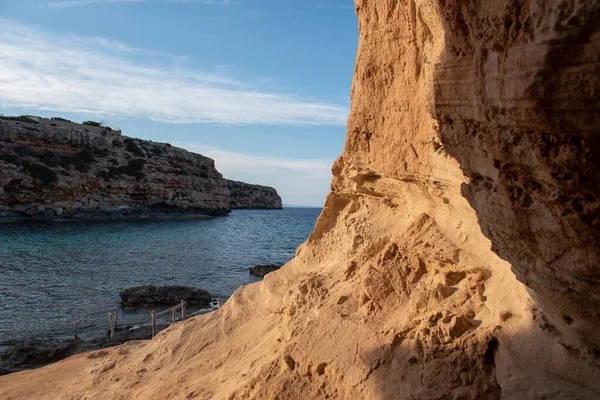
left=0, top=116, right=281, bottom=221
left=226, top=180, right=283, bottom=209
left=0, top=1, right=598, bottom=399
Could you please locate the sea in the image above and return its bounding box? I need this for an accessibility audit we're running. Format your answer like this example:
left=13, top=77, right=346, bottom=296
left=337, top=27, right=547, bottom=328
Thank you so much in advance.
left=0, top=207, right=322, bottom=342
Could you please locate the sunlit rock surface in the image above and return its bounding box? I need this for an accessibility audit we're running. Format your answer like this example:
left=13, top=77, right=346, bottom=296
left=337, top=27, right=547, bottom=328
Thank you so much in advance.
left=0, top=1, right=598, bottom=398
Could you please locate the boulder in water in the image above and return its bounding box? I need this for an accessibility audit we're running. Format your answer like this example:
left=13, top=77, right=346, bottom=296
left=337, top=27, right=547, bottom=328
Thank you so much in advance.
left=248, top=264, right=282, bottom=277
left=119, top=285, right=211, bottom=306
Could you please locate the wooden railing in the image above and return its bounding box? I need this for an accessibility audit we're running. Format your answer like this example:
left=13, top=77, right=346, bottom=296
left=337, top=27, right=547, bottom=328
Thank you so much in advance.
left=73, top=298, right=222, bottom=340
left=149, top=300, right=187, bottom=338
left=73, top=305, right=119, bottom=340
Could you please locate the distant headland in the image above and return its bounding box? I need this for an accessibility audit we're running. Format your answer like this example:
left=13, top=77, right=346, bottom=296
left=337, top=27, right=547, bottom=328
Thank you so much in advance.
left=0, top=115, right=282, bottom=222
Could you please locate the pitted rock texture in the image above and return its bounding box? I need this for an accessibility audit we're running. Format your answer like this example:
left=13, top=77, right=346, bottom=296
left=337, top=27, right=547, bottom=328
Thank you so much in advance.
left=1, top=1, right=599, bottom=399
left=0, top=116, right=281, bottom=220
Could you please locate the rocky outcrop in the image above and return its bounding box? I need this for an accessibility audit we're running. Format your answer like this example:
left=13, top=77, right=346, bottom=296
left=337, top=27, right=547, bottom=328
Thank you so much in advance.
left=119, top=286, right=212, bottom=307
left=1, top=1, right=599, bottom=399
left=0, top=326, right=167, bottom=375
left=0, top=116, right=281, bottom=221
left=226, top=180, right=282, bottom=209
left=248, top=264, right=282, bottom=277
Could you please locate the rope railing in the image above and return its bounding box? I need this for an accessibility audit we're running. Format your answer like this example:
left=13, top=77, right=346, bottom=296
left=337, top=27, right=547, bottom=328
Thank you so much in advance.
left=72, top=298, right=223, bottom=340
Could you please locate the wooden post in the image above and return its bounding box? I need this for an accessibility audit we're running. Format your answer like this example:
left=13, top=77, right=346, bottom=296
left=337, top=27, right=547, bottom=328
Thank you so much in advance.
left=171, top=308, right=176, bottom=325
left=74, top=312, right=81, bottom=341
left=217, top=298, right=222, bottom=309
left=150, top=310, right=156, bottom=338
left=113, top=305, right=119, bottom=329
left=181, top=300, right=186, bottom=320
left=108, top=313, right=115, bottom=339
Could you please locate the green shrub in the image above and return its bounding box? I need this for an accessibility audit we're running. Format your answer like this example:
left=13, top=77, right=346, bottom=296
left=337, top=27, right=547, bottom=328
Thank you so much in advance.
left=2, top=115, right=39, bottom=124
left=14, top=145, right=35, bottom=157
left=173, top=168, right=188, bottom=176
left=151, top=145, right=163, bottom=156
left=93, top=148, right=110, bottom=157
left=97, top=158, right=146, bottom=181
left=27, top=163, right=58, bottom=187
left=122, top=158, right=146, bottom=180
left=0, top=153, right=22, bottom=166
left=83, top=120, right=101, bottom=127
left=39, top=150, right=59, bottom=167
left=59, top=149, right=96, bottom=172
left=78, top=149, right=96, bottom=164
left=51, top=117, right=73, bottom=123
left=97, top=167, right=119, bottom=180
left=124, top=139, right=145, bottom=157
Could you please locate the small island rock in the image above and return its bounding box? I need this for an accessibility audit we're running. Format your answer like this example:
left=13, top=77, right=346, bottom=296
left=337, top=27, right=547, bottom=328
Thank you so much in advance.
left=248, top=264, right=282, bottom=277
left=119, top=285, right=211, bottom=306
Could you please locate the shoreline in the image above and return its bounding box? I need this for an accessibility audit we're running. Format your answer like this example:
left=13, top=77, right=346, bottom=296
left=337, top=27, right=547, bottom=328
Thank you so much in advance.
left=0, top=324, right=167, bottom=376
left=0, top=206, right=287, bottom=224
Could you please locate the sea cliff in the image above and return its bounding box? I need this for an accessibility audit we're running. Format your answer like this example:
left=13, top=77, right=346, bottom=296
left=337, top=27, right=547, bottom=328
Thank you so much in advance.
left=0, top=0, right=598, bottom=399
left=0, top=116, right=281, bottom=221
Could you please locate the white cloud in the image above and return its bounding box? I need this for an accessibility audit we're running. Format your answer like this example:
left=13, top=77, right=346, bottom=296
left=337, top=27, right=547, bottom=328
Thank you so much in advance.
left=0, top=21, right=349, bottom=126
left=177, top=142, right=333, bottom=206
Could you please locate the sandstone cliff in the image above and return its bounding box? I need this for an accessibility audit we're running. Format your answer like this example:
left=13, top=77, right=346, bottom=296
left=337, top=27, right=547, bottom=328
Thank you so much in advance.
left=0, top=0, right=598, bottom=399
left=0, top=116, right=281, bottom=221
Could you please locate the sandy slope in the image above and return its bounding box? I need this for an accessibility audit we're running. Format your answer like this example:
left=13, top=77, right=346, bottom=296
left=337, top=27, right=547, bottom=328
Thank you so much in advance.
left=1, top=0, right=599, bottom=398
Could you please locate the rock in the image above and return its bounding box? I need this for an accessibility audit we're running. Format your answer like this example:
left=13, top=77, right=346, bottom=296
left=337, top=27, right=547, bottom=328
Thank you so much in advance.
left=0, top=339, right=78, bottom=374
left=248, top=264, right=282, bottom=277
left=2, top=1, right=600, bottom=399
left=0, top=325, right=167, bottom=375
left=226, top=180, right=282, bottom=209
left=0, top=117, right=282, bottom=222
left=119, top=285, right=211, bottom=306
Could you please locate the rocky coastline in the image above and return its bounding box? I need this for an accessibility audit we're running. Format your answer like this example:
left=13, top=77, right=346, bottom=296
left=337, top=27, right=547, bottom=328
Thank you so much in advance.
left=1, top=285, right=217, bottom=376
left=0, top=116, right=282, bottom=223
left=0, top=326, right=165, bottom=376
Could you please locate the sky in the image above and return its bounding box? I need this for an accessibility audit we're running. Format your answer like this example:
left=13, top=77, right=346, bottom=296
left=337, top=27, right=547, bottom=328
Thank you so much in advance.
left=0, top=0, right=357, bottom=206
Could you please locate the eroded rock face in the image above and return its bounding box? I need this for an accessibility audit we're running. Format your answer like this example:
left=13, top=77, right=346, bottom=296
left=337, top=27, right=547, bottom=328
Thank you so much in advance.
left=0, top=1, right=598, bottom=399
left=0, top=117, right=282, bottom=220
left=226, top=180, right=283, bottom=209
left=431, top=0, right=600, bottom=353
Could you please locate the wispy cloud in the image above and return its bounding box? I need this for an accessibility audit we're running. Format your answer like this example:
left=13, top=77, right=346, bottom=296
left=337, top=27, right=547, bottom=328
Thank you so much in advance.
left=179, top=142, right=332, bottom=173
left=177, top=142, right=333, bottom=206
left=49, top=0, right=230, bottom=8
left=0, top=21, right=348, bottom=126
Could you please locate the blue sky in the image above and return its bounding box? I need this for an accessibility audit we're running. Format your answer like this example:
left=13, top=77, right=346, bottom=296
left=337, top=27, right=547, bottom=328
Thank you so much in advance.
left=0, top=0, right=357, bottom=206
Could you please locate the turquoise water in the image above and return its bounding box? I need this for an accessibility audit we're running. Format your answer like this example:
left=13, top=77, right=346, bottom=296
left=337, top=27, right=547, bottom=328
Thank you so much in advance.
left=0, top=208, right=321, bottom=341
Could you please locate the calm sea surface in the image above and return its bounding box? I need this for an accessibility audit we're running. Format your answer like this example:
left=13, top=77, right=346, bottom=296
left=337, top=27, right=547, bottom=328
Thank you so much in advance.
left=0, top=208, right=321, bottom=341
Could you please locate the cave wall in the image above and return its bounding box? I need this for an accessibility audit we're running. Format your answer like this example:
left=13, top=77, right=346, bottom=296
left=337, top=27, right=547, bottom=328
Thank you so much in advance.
left=0, top=1, right=599, bottom=399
